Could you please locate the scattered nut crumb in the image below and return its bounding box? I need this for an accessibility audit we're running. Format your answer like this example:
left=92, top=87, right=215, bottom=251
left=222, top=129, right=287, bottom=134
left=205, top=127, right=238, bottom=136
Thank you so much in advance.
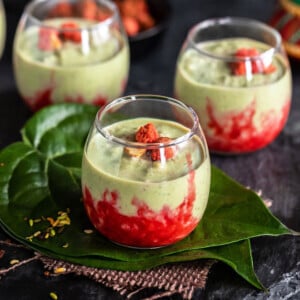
left=10, top=259, right=20, bottom=265
left=54, top=267, right=66, bottom=274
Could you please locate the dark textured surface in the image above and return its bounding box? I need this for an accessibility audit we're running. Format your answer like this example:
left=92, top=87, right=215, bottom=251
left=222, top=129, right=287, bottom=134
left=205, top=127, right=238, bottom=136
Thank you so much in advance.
left=0, top=0, right=300, bottom=299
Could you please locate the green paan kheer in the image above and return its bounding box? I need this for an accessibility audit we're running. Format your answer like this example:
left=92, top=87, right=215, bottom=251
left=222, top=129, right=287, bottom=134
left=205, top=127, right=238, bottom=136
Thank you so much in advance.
left=13, top=17, right=129, bottom=108
left=178, top=38, right=286, bottom=87
left=82, top=118, right=211, bottom=248
left=174, top=38, right=292, bottom=153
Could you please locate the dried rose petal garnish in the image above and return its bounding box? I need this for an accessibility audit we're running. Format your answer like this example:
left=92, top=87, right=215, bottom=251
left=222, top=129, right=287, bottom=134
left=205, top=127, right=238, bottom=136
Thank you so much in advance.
left=125, top=123, right=175, bottom=161
left=135, top=123, right=159, bottom=143
left=60, top=22, right=82, bottom=43
left=150, top=137, right=175, bottom=161
left=263, top=63, right=277, bottom=74
left=230, top=47, right=276, bottom=75
left=47, top=0, right=110, bottom=22
left=38, top=28, right=61, bottom=51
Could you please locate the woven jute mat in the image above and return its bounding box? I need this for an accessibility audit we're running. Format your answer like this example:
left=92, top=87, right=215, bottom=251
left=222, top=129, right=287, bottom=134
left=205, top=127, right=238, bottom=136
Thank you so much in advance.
left=40, top=256, right=214, bottom=299
left=0, top=238, right=213, bottom=299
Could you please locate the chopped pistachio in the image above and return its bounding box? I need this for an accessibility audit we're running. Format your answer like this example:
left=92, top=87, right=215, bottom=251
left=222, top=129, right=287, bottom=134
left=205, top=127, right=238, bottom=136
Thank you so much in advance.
left=49, top=292, right=58, bottom=300
left=28, top=219, right=34, bottom=227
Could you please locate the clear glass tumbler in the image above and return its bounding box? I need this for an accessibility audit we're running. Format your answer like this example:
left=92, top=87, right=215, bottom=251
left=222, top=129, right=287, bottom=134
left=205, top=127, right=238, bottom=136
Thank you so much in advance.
left=174, top=17, right=292, bottom=154
left=13, top=0, right=129, bottom=111
left=81, top=95, right=211, bottom=248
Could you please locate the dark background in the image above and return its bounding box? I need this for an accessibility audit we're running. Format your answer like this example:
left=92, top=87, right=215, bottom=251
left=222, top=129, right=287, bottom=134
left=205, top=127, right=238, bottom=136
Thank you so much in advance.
left=0, top=0, right=299, bottom=299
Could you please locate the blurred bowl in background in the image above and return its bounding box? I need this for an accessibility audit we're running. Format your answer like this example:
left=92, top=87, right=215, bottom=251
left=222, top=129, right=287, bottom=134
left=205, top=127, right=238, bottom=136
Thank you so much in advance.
left=129, top=0, right=170, bottom=41
left=269, top=0, right=300, bottom=60
left=115, top=0, right=171, bottom=58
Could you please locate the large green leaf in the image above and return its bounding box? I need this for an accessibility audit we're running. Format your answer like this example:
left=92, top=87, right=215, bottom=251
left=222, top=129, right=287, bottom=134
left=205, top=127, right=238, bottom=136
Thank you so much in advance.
left=0, top=220, right=263, bottom=290
left=21, top=103, right=97, bottom=155
left=0, top=103, right=294, bottom=289
left=0, top=138, right=291, bottom=262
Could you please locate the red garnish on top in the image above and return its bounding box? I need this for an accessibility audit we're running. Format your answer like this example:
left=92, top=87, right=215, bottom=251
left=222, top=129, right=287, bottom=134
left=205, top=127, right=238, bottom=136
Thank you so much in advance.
left=150, top=137, right=175, bottom=161
left=60, top=22, right=82, bottom=43
left=135, top=123, right=159, bottom=143
left=264, top=64, right=277, bottom=74
left=38, top=22, right=82, bottom=51
left=230, top=47, right=276, bottom=75
left=47, top=0, right=110, bottom=22
left=38, top=28, right=61, bottom=51
left=39, top=1, right=113, bottom=50
left=48, top=2, right=73, bottom=18
left=133, top=123, right=175, bottom=161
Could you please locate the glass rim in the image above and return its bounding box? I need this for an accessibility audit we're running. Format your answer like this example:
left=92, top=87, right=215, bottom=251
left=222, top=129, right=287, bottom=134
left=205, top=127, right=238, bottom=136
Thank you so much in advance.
left=186, top=16, right=282, bottom=62
left=95, top=94, right=202, bottom=149
left=24, top=0, right=119, bottom=31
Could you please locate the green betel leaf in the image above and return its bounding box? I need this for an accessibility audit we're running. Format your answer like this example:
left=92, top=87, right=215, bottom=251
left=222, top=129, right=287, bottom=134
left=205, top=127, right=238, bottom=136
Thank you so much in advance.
left=186, top=166, right=291, bottom=247
left=0, top=143, right=50, bottom=215
left=0, top=220, right=264, bottom=290
left=0, top=103, right=294, bottom=290
left=21, top=103, right=98, bottom=155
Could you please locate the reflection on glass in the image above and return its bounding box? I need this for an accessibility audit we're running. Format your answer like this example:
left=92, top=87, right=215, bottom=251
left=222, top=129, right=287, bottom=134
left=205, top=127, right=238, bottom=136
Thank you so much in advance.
left=13, top=0, right=130, bottom=111
left=174, top=17, right=292, bottom=154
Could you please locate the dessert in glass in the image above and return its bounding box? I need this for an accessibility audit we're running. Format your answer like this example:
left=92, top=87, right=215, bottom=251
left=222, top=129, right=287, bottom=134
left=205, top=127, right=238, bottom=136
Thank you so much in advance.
left=174, top=17, right=292, bottom=154
left=81, top=95, right=211, bottom=248
left=13, top=0, right=129, bottom=111
left=0, top=0, right=6, bottom=58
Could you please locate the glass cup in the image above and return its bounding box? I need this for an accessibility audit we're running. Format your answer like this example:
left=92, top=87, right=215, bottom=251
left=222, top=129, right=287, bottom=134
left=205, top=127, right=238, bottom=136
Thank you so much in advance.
left=174, top=17, right=292, bottom=154
left=13, top=0, right=129, bottom=111
left=0, top=0, right=6, bottom=58
left=81, top=95, right=211, bottom=248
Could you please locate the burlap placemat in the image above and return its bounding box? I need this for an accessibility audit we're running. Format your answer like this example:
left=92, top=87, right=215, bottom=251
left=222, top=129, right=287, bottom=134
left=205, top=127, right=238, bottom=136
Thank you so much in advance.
left=0, top=239, right=214, bottom=300
left=41, top=256, right=214, bottom=299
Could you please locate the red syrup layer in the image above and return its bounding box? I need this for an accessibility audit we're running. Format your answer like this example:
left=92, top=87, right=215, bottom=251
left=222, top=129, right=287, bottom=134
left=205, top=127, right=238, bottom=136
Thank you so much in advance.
left=23, top=86, right=108, bottom=111
left=22, top=76, right=127, bottom=111
left=65, top=95, right=107, bottom=106
left=24, top=87, right=53, bottom=111
left=83, top=155, right=200, bottom=248
left=205, top=97, right=291, bottom=153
